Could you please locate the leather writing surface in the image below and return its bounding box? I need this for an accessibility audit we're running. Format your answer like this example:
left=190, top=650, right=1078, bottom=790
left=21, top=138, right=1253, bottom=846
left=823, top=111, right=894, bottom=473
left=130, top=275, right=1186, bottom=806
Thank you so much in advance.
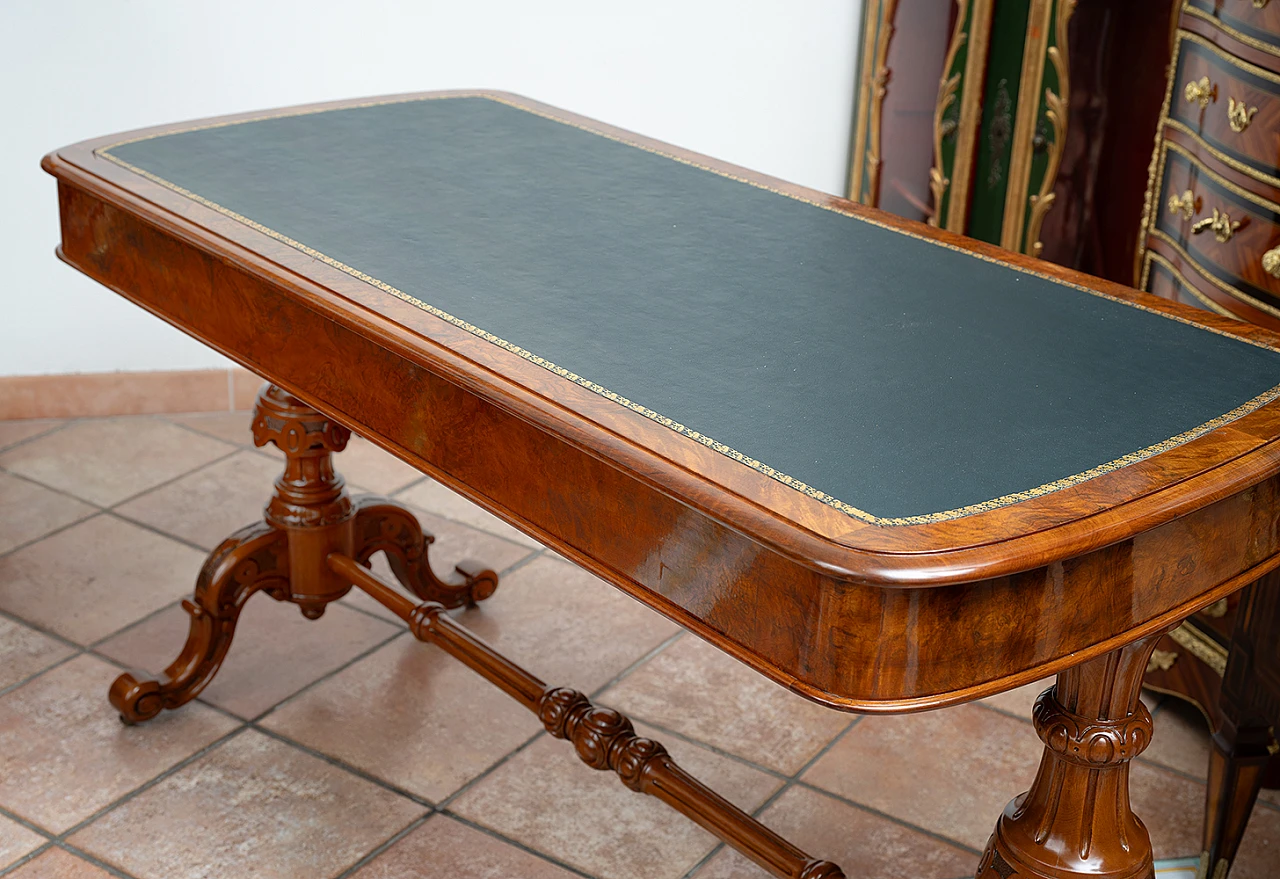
left=103, top=95, right=1280, bottom=523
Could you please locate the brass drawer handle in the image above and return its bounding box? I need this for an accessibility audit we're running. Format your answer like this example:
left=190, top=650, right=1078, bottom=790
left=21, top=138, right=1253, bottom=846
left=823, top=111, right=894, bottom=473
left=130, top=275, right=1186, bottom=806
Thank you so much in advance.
left=1263, top=246, right=1280, bottom=278
left=1192, top=207, right=1243, bottom=243
left=1167, top=190, right=1201, bottom=220
left=1253, top=0, right=1270, bottom=9
left=1228, top=97, right=1259, bottom=132
left=1185, top=76, right=1218, bottom=108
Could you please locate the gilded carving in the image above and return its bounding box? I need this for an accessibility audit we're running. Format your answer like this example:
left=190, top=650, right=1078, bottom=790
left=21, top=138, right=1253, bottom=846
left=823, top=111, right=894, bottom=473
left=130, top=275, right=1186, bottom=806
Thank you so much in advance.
left=1001, top=0, right=1054, bottom=249
left=1227, top=97, right=1259, bottom=132
left=1192, top=207, right=1244, bottom=243
left=1168, top=189, right=1200, bottom=221
left=1185, top=76, right=1218, bottom=108
left=1169, top=621, right=1228, bottom=676
left=1147, top=648, right=1179, bottom=672
left=1024, top=0, right=1078, bottom=257
left=928, top=0, right=970, bottom=226
left=864, top=0, right=902, bottom=205
left=946, top=0, right=997, bottom=230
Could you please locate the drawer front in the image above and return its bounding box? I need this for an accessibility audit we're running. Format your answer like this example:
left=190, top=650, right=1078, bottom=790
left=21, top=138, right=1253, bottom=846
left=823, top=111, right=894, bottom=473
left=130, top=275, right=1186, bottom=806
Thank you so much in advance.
left=1142, top=250, right=1237, bottom=318
left=1150, top=140, right=1280, bottom=316
left=1167, top=31, right=1280, bottom=187
left=1184, top=0, right=1280, bottom=56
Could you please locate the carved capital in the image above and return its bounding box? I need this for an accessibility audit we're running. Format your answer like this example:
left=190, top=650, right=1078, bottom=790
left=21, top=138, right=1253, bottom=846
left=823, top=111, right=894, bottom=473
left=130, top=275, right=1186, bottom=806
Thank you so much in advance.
left=1033, top=689, right=1152, bottom=766
left=251, top=384, right=350, bottom=455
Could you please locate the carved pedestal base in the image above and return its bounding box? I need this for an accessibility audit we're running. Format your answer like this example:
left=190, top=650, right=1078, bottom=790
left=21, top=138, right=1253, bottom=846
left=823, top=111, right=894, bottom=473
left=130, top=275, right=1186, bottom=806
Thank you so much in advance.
left=108, top=383, right=844, bottom=879
left=976, top=635, right=1165, bottom=879
left=109, top=384, right=497, bottom=724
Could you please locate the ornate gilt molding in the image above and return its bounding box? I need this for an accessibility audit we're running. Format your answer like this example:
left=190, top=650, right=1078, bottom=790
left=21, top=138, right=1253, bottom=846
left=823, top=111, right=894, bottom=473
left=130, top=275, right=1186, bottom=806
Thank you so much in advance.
left=864, top=0, right=901, bottom=206
left=929, top=0, right=970, bottom=226
left=848, top=0, right=882, bottom=200
left=946, top=0, right=996, bottom=231
left=1183, top=5, right=1280, bottom=58
left=1024, top=0, right=1078, bottom=257
left=1136, top=31, right=1184, bottom=284
left=1169, top=621, right=1227, bottom=676
left=1142, top=251, right=1240, bottom=318
left=1001, top=0, right=1055, bottom=251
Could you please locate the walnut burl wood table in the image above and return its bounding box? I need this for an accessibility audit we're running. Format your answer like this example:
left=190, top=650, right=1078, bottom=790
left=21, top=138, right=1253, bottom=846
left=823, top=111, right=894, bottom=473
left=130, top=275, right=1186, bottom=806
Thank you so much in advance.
left=42, top=92, right=1280, bottom=879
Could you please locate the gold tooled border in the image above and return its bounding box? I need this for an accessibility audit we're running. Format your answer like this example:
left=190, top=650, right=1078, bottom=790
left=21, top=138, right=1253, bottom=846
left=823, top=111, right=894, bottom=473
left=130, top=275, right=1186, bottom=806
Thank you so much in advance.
left=1184, top=4, right=1280, bottom=58
left=1142, top=251, right=1239, bottom=318
left=95, top=92, right=1280, bottom=527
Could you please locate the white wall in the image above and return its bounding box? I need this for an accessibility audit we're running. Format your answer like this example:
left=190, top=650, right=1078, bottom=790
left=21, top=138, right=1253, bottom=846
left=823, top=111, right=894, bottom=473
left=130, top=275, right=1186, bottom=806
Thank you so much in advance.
left=0, top=1, right=860, bottom=376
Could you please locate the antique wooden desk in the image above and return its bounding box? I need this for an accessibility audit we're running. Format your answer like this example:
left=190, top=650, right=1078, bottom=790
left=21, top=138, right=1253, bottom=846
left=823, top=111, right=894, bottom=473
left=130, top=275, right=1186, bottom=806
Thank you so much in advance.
left=42, top=92, right=1280, bottom=879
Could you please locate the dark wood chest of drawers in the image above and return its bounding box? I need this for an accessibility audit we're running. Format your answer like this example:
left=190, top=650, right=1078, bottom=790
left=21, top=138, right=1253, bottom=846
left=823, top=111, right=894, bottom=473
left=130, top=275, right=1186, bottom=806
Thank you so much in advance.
left=1139, top=3, right=1280, bottom=329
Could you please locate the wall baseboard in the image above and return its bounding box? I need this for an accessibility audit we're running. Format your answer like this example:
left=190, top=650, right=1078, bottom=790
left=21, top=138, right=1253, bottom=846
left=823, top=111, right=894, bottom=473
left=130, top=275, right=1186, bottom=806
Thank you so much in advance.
left=0, top=368, right=263, bottom=420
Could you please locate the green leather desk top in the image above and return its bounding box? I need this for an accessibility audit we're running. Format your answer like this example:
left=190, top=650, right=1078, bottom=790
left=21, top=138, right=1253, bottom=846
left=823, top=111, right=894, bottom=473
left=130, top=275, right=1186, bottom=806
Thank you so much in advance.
left=100, top=95, right=1280, bottom=525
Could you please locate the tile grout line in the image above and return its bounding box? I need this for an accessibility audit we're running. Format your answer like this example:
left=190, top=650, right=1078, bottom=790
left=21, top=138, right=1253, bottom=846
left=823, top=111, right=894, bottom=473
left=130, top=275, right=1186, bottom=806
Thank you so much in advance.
left=975, top=697, right=1231, bottom=790
left=52, top=725, right=253, bottom=842
left=242, top=544, right=542, bottom=723
left=0, top=606, right=84, bottom=652
left=4, top=414, right=1240, bottom=875
left=0, top=650, right=87, bottom=701
left=675, top=714, right=864, bottom=879
left=433, top=629, right=689, bottom=814
left=0, top=844, right=54, bottom=878
left=53, top=841, right=145, bottom=879
left=329, top=813, right=435, bottom=879
left=0, top=439, right=247, bottom=562
left=438, top=812, right=602, bottom=879
left=0, top=804, right=55, bottom=842
left=102, top=509, right=220, bottom=556
left=246, top=723, right=438, bottom=808
left=0, top=468, right=566, bottom=873
left=243, top=627, right=410, bottom=723
left=790, top=777, right=985, bottom=857
left=0, top=420, right=74, bottom=456
left=87, top=598, right=189, bottom=650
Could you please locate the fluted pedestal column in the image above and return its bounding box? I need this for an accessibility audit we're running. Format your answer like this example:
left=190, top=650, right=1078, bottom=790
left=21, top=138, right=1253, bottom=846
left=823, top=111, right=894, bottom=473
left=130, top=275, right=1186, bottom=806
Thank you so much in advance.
left=977, top=633, right=1164, bottom=879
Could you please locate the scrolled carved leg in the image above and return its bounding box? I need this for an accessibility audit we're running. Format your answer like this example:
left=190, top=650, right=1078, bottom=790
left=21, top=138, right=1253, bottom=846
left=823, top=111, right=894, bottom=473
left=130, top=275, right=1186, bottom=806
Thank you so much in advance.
left=352, top=496, right=498, bottom=608
left=109, top=384, right=507, bottom=724
left=109, top=521, right=288, bottom=724
left=977, top=633, right=1165, bottom=879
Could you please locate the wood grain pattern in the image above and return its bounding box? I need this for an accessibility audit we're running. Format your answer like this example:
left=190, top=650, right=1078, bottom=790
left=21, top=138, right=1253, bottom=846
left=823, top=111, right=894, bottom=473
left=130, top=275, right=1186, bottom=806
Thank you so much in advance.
left=48, top=91, right=1280, bottom=879
left=44, top=91, right=1280, bottom=714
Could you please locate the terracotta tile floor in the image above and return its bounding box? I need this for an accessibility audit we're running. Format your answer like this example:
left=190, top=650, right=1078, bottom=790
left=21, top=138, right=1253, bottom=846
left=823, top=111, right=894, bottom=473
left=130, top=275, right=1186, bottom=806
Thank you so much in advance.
left=1, top=410, right=1278, bottom=878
